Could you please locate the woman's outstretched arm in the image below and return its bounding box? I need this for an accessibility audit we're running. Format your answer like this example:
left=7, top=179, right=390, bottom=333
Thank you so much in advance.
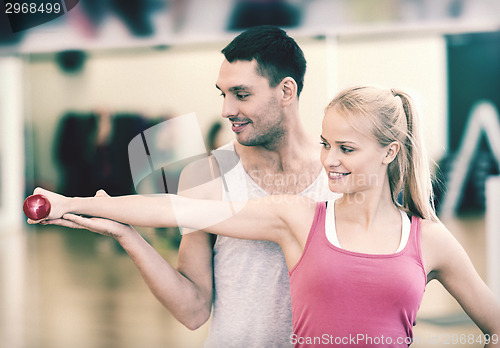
left=30, top=187, right=314, bottom=244
left=422, top=219, right=500, bottom=346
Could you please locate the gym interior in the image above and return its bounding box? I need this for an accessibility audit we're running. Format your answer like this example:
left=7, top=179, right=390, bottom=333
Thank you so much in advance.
left=1, top=1, right=499, bottom=347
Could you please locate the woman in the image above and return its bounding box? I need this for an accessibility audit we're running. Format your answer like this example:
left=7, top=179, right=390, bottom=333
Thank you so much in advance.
left=32, top=86, right=500, bottom=346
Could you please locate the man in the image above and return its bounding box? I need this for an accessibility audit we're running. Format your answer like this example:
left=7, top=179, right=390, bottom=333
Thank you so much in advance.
left=55, top=26, right=337, bottom=347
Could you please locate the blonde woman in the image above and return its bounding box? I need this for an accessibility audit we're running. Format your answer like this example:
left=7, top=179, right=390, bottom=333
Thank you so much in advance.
left=33, top=86, right=500, bottom=347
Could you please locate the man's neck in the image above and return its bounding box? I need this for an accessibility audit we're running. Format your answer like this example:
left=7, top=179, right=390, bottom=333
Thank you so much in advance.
left=235, top=120, right=314, bottom=169
left=233, top=120, right=323, bottom=195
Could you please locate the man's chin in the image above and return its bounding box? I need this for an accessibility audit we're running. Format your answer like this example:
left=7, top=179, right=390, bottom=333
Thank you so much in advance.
left=235, top=134, right=258, bottom=147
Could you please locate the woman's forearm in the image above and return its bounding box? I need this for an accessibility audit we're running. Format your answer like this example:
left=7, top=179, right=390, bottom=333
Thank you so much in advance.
left=67, top=194, right=179, bottom=228
left=66, top=193, right=248, bottom=233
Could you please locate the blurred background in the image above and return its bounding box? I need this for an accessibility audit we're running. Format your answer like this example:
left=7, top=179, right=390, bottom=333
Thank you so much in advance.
left=1, top=0, right=500, bottom=347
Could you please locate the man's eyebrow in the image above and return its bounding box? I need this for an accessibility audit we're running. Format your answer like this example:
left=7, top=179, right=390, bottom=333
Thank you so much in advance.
left=216, top=84, right=250, bottom=92
left=229, top=85, right=250, bottom=92
left=216, top=84, right=251, bottom=93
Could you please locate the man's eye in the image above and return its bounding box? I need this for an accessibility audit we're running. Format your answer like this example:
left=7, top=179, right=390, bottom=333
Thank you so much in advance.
left=236, top=93, right=250, bottom=100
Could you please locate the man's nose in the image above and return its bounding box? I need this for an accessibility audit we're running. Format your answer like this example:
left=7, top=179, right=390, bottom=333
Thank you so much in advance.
left=221, top=97, right=238, bottom=119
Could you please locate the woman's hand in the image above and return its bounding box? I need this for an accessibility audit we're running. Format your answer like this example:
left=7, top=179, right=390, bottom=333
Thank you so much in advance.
left=37, top=189, right=138, bottom=240
left=26, top=187, right=70, bottom=223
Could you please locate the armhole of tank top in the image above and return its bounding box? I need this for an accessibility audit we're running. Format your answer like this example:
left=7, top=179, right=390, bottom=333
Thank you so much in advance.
left=325, top=200, right=341, bottom=248
left=210, top=145, right=227, bottom=251
left=412, top=216, right=426, bottom=277
left=395, top=211, right=411, bottom=252
left=210, top=233, right=217, bottom=249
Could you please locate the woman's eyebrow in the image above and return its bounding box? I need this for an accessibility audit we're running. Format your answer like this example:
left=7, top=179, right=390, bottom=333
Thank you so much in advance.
left=320, top=135, right=357, bottom=146
left=335, top=140, right=357, bottom=145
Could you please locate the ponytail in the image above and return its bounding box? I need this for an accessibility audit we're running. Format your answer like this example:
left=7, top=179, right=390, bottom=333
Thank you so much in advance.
left=391, top=89, right=438, bottom=221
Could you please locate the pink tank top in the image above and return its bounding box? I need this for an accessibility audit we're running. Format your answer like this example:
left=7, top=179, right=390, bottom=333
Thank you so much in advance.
left=289, top=202, right=426, bottom=347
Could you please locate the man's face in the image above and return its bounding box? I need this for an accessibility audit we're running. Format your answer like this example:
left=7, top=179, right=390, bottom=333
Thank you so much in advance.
left=216, top=59, right=285, bottom=147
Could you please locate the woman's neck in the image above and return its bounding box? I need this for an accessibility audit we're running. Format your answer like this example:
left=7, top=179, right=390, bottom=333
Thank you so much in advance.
left=335, top=179, right=399, bottom=231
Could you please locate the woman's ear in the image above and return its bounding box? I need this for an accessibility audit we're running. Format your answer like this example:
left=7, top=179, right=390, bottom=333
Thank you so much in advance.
left=382, top=141, right=400, bottom=165
left=281, top=77, right=297, bottom=105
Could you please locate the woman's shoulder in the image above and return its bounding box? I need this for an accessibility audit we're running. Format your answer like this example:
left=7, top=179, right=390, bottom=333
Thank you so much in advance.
left=272, top=197, right=323, bottom=253
left=420, top=218, right=454, bottom=248
left=420, top=218, right=447, bottom=233
left=420, top=217, right=468, bottom=275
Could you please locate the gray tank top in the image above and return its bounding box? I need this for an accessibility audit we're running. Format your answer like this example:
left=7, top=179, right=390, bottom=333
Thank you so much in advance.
left=203, top=142, right=337, bottom=348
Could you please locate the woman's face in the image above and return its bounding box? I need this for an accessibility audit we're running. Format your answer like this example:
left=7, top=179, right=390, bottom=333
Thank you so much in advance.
left=320, top=108, right=392, bottom=196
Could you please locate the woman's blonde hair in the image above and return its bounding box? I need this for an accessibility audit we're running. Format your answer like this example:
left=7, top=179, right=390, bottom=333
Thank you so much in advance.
left=326, top=86, right=438, bottom=221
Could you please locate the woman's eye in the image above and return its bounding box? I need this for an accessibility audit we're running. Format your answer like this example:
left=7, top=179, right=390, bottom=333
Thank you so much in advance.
left=320, top=141, right=330, bottom=149
left=341, top=146, right=354, bottom=153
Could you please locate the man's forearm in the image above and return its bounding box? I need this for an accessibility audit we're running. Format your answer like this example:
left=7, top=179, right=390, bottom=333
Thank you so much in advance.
left=116, top=230, right=212, bottom=329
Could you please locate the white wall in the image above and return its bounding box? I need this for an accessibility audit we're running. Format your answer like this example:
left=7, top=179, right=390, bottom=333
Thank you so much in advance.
left=0, top=57, right=25, bottom=230
left=26, top=44, right=226, bottom=188
left=24, top=34, right=447, bottom=189
left=336, top=34, right=447, bottom=161
left=0, top=57, right=27, bottom=347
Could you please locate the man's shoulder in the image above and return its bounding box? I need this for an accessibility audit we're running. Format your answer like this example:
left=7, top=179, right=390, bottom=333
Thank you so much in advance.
left=211, top=141, right=243, bottom=174
left=212, top=141, right=235, bottom=152
left=178, top=155, right=223, bottom=199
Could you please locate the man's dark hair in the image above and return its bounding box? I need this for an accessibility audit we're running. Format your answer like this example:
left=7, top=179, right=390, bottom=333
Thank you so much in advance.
left=222, top=25, right=306, bottom=97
